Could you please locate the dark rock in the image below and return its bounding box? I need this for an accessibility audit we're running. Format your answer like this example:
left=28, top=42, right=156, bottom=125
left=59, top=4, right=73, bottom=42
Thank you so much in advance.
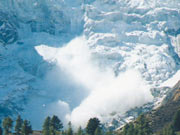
left=0, top=11, right=18, bottom=45
left=26, top=10, right=71, bottom=35
left=27, top=20, right=55, bottom=35
left=165, top=28, right=180, bottom=36
left=147, top=80, right=180, bottom=132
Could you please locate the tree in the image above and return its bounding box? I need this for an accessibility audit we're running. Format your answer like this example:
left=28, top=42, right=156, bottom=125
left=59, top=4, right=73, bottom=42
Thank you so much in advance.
left=50, top=115, right=63, bottom=135
left=0, top=126, right=2, bottom=135
left=162, top=124, right=175, bottom=135
left=66, top=122, right=73, bottom=135
left=50, top=115, right=63, bottom=131
left=77, top=126, right=83, bottom=135
left=121, top=123, right=135, bottom=135
left=105, top=130, right=113, bottom=135
left=0, top=120, right=2, bottom=135
left=121, top=114, right=152, bottom=135
left=2, top=117, right=13, bottom=135
left=50, top=126, right=56, bottom=135
left=15, top=115, right=23, bottom=135
left=172, top=109, right=180, bottom=131
left=21, top=120, right=33, bottom=135
left=42, top=116, right=51, bottom=135
left=94, top=127, right=102, bottom=135
left=122, top=124, right=129, bottom=135
left=136, top=114, right=152, bottom=135
left=86, top=118, right=100, bottom=135
left=126, top=123, right=134, bottom=135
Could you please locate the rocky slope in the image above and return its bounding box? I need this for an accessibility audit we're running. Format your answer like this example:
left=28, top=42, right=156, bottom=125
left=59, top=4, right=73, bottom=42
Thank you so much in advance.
left=147, top=80, right=180, bottom=132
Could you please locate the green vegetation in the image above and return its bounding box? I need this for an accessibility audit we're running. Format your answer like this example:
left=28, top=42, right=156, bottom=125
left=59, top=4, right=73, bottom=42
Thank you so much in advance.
left=50, top=115, right=63, bottom=135
left=1, top=108, right=180, bottom=135
left=156, top=109, right=180, bottom=135
left=0, top=126, right=2, bottom=135
left=120, top=114, right=152, bottom=135
left=15, top=115, right=23, bottom=135
left=77, top=126, right=83, bottom=135
left=2, top=117, right=13, bottom=135
left=119, top=109, right=180, bottom=135
left=160, top=124, right=175, bottom=135
left=21, top=120, right=33, bottom=135
left=173, top=109, right=180, bottom=131
left=51, top=115, right=63, bottom=132
left=1, top=116, right=32, bottom=135
left=105, top=130, right=113, bottom=135
left=94, top=127, right=102, bottom=135
left=42, top=116, right=51, bottom=135
left=66, top=122, right=73, bottom=135
left=86, top=118, right=101, bottom=135
left=0, top=116, right=104, bottom=135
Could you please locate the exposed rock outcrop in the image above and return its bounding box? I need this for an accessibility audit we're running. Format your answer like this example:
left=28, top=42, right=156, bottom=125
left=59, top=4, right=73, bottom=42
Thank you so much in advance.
left=147, top=80, right=180, bottom=132
left=0, top=12, right=18, bottom=45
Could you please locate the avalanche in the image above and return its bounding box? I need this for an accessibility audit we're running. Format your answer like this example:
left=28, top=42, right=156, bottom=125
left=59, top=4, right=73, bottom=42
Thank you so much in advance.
left=0, top=0, right=180, bottom=129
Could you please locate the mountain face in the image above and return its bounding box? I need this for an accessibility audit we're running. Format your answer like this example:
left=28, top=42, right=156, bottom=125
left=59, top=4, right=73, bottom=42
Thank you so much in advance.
left=0, top=0, right=180, bottom=129
left=147, top=80, right=180, bottom=132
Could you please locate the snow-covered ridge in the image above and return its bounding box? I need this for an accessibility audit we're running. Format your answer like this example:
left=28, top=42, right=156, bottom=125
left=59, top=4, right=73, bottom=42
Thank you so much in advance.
left=0, top=0, right=84, bottom=40
left=84, top=0, right=180, bottom=86
left=0, top=0, right=180, bottom=129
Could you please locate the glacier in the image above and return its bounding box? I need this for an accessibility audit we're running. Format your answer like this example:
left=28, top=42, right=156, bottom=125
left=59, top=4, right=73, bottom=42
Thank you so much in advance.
left=0, top=0, right=180, bottom=130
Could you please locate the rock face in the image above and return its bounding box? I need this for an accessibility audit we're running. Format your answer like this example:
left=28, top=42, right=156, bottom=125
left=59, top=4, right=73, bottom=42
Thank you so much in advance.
left=0, top=0, right=84, bottom=46
left=0, top=12, right=18, bottom=45
left=147, top=80, right=180, bottom=132
left=0, top=0, right=84, bottom=36
left=176, top=35, right=180, bottom=58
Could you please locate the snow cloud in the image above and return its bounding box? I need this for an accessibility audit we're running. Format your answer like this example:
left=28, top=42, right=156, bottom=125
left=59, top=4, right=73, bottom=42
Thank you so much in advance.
left=35, top=36, right=153, bottom=128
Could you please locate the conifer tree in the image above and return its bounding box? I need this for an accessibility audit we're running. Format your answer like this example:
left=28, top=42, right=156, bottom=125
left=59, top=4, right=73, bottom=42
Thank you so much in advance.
left=66, top=122, right=73, bottom=135
left=126, top=123, right=134, bottom=135
left=21, top=120, right=33, bottom=135
left=105, top=130, right=113, bottom=135
left=50, top=115, right=63, bottom=135
left=122, top=124, right=129, bottom=135
left=50, top=126, right=56, bottom=135
left=162, top=124, right=175, bottom=135
left=121, top=114, right=152, bottom=135
left=2, top=117, right=13, bottom=135
left=172, top=109, right=180, bottom=131
left=136, top=114, right=152, bottom=135
left=15, top=115, right=23, bottom=135
left=51, top=115, right=63, bottom=131
left=77, top=126, right=83, bottom=135
left=0, top=120, right=2, bottom=135
left=42, top=116, right=51, bottom=135
left=86, top=118, right=100, bottom=135
left=0, top=126, right=2, bottom=135
left=94, top=127, right=102, bottom=135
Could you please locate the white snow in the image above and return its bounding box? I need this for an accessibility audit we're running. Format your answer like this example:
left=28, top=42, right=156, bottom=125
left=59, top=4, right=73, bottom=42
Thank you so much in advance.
left=161, top=70, right=180, bottom=87
left=0, top=0, right=180, bottom=130
left=36, top=36, right=153, bottom=128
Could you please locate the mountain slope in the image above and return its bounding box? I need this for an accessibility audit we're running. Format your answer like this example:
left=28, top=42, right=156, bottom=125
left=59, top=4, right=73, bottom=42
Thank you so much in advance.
left=0, top=0, right=180, bottom=129
left=147, top=80, right=180, bottom=132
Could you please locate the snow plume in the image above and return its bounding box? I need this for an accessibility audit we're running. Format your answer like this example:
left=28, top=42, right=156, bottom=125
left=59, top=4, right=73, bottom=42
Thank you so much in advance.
left=35, top=36, right=153, bottom=128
